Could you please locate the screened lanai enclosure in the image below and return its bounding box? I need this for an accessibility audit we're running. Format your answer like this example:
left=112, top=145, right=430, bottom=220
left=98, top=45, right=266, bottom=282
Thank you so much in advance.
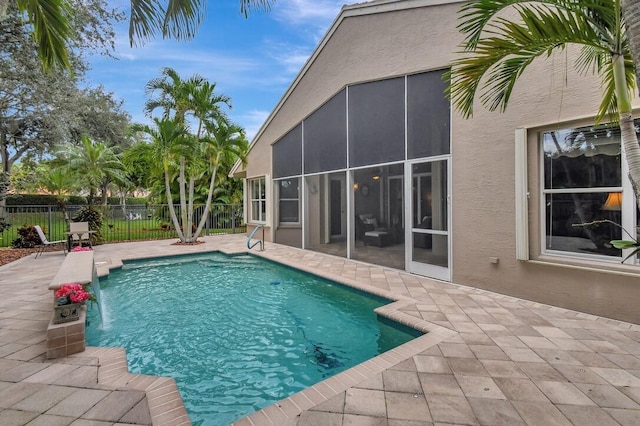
left=270, top=70, right=451, bottom=280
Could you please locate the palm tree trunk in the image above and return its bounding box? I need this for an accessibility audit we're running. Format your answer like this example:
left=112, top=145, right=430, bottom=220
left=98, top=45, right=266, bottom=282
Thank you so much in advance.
left=612, top=53, right=640, bottom=207
left=622, top=0, right=640, bottom=91
left=619, top=112, right=640, bottom=205
left=179, top=156, right=188, bottom=242
left=101, top=182, right=109, bottom=206
left=0, top=139, right=10, bottom=209
left=164, top=166, right=184, bottom=241
left=194, top=161, right=219, bottom=238
left=186, top=176, right=195, bottom=242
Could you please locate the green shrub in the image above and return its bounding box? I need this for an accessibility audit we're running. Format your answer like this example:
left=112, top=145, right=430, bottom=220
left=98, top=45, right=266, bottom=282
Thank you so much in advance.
left=73, top=206, right=104, bottom=244
left=6, top=194, right=87, bottom=206
left=0, top=217, right=10, bottom=234
left=11, top=224, right=40, bottom=248
left=6, top=194, right=148, bottom=206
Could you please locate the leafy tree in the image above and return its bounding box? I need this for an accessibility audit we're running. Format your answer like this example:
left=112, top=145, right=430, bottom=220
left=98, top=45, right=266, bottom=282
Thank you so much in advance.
left=38, top=164, right=79, bottom=219
left=0, top=8, right=80, bottom=206
left=0, top=2, right=124, bottom=206
left=447, top=0, right=640, bottom=208
left=54, top=137, right=129, bottom=205
left=4, top=0, right=271, bottom=72
left=8, top=158, right=39, bottom=194
left=70, top=86, right=132, bottom=148
left=121, top=141, right=155, bottom=193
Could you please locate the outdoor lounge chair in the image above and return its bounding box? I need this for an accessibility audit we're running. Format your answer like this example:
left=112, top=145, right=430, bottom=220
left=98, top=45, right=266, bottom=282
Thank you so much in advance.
left=68, top=221, right=92, bottom=248
left=34, top=225, right=66, bottom=258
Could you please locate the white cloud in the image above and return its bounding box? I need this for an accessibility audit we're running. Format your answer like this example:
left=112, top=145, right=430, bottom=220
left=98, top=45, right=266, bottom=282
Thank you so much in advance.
left=273, top=0, right=344, bottom=27
left=261, top=39, right=312, bottom=75
left=272, top=0, right=347, bottom=43
left=238, top=110, right=271, bottom=141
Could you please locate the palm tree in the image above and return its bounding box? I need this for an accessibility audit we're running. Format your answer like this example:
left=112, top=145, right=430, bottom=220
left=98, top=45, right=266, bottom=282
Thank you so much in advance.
left=144, top=68, right=233, bottom=242
left=55, top=136, right=129, bottom=205
left=193, top=121, right=247, bottom=239
left=144, top=67, right=203, bottom=121
left=447, top=0, right=640, bottom=207
left=6, top=0, right=271, bottom=72
left=189, top=80, right=231, bottom=143
left=38, top=165, right=78, bottom=220
left=131, top=117, right=189, bottom=241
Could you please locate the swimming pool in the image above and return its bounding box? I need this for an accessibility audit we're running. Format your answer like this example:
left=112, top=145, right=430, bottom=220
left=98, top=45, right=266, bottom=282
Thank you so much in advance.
left=86, top=252, right=420, bottom=425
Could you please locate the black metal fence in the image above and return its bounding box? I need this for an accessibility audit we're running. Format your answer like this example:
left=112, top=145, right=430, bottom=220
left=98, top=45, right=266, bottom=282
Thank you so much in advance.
left=0, top=204, right=245, bottom=247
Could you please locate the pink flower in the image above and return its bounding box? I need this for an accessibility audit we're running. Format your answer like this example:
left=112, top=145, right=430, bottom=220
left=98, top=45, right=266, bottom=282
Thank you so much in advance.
left=55, top=283, right=94, bottom=305
left=69, top=291, right=90, bottom=303
left=72, top=246, right=92, bottom=252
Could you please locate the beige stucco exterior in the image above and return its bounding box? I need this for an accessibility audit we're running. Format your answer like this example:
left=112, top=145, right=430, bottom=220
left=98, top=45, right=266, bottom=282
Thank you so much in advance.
left=237, top=0, right=640, bottom=323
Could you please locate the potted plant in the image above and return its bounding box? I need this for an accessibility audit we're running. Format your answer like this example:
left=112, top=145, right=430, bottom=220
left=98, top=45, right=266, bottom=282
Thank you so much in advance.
left=53, top=283, right=94, bottom=324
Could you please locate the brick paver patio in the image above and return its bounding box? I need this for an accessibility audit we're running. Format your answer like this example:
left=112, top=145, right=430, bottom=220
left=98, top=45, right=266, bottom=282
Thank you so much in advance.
left=1, top=234, right=640, bottom=425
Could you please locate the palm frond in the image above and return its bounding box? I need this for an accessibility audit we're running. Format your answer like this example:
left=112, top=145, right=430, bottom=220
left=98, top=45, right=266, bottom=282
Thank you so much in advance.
left=449, top=1, right=615, bottom=118
left=129, top=0, right=208, bottom=46
left=19, top=0, right=73, bottom=71
left=239, top=0, right=271, bottom=17
left=163, top=0, right=204, bottom=40
left=458, top=0, right=618, bottom=49
left=128, top=0, right=162, bottom=47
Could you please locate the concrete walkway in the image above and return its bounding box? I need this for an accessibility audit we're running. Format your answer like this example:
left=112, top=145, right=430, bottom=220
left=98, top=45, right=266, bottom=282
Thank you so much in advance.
left=1, top=234, right=640, bottom=425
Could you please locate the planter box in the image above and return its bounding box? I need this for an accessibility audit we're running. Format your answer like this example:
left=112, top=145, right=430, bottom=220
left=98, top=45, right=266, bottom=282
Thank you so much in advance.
left=53, top=303, right=81, bottom=324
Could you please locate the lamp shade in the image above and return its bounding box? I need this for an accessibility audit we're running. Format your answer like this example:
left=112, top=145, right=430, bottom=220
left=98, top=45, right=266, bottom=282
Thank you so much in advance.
left=602, top=192, right=622, bottom=211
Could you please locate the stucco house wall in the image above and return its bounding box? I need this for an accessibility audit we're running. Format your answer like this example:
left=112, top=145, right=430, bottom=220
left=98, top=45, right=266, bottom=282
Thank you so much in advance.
left=238, top=0, right=640, bottom=322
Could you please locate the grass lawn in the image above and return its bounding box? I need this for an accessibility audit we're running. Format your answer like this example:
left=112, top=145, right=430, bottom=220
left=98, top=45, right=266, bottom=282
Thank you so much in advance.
left=0, top=212, right=245, bottom=248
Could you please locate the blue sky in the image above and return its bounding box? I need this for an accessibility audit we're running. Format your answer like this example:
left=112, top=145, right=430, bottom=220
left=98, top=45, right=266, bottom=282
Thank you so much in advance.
left=85, top=0, right=348, bottom=140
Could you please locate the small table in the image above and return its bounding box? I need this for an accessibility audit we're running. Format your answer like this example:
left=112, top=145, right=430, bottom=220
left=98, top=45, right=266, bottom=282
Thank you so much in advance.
left=65, top=230, right=95, bottom=252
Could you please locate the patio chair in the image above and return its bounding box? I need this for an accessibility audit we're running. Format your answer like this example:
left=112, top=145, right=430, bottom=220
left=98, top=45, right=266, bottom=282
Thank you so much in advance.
left=34, top=225, right=66, bottom=258
left=69, top=221, right=92, bottom=248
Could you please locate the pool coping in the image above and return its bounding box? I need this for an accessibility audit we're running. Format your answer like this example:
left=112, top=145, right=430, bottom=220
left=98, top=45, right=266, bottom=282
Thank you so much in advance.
left=92, top=246, right=459, bottom=426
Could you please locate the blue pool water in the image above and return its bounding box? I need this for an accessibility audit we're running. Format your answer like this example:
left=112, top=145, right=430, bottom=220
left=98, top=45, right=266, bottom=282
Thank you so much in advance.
left=86, top=253, right=420, bottom=425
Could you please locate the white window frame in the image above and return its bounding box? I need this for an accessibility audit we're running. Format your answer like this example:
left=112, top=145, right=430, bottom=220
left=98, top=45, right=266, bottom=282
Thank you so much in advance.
left=249, top=176, right=267, bottom=224
left=516, top=123, right=638, bottom=265
left=276, top=177, right=301, bottom=226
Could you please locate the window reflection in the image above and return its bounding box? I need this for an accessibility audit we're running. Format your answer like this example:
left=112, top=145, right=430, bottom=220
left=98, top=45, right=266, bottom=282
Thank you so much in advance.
left=543, top=125, right=621, bottom=189
left=541, top=122, right=636, bottom=259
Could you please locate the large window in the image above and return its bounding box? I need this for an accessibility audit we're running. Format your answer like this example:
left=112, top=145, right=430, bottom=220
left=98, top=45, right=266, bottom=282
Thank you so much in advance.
left=250, top=177, right=266, bottom=223
left=542, top=123, right=634, bottom=259
left=278, top=178, right=299, bottom=224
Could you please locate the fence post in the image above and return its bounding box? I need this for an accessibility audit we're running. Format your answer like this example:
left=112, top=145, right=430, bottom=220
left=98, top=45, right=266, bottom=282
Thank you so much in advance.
left=127, top=209, right=131, bottom=241
left=48, top=206, right=52, bottom=235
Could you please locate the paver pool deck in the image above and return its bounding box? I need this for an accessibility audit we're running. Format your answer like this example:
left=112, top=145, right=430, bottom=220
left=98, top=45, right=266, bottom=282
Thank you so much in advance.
left=2, top=234, right=640, bottom=425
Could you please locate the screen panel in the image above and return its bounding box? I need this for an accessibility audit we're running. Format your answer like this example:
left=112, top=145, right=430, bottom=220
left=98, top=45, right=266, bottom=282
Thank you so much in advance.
left=303, top=90, right=347, bottom=174
left=407, top=71, right=450, bottom=158
left=348, top=78, right=405, bottom=167
left=272, top=124, right=302, bottom=178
